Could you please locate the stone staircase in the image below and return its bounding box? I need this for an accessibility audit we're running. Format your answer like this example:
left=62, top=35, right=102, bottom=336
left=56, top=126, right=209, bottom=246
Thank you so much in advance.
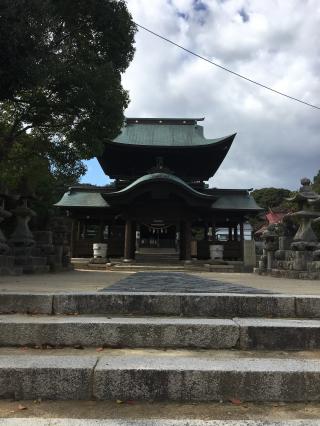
left=1, top=289, right=320, bottom=402
left=135, top=247, right=180, bottom=263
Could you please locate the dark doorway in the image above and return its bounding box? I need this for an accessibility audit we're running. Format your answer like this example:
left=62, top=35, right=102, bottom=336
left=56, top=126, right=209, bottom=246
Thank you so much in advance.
left=140, top=222, right=176, bottom=249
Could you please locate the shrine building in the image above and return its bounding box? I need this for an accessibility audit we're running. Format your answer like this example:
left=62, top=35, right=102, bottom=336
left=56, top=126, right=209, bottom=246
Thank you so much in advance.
left=55, top=118, right=262, bottom=262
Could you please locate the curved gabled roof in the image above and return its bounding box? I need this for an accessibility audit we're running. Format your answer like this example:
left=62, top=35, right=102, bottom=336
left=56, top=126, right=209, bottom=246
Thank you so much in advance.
left=107, top=173, right=213, bottom=199
left=54, top=175, right=262, bottom=213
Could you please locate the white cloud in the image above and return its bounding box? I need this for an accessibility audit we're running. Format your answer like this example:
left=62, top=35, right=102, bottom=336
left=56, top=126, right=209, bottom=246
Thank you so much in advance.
left=84, top=0, right=320, bottom=190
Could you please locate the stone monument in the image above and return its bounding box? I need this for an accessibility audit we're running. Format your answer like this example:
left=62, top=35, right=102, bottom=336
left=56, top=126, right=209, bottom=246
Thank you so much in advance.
left=0, top=188, right=20, bottom=275
left=9, top=193, right=49, bottom=274
left=49, top=216, right=73, bottom=271
left=255, top=178, right=320, bottom=279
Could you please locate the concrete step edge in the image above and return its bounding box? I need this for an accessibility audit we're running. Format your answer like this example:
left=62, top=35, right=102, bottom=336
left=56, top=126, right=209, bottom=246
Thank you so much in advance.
left=2, top=354, right=320, bottom=401
left=1, top=293, right=320, bottom=318
left=1, top=316, right=320, bottom=349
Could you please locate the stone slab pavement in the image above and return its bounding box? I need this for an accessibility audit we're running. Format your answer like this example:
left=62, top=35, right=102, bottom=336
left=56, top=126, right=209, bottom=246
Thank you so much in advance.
left=100, top=273, right=272, bottom=293
left=0, top=269, right=320, bottom=295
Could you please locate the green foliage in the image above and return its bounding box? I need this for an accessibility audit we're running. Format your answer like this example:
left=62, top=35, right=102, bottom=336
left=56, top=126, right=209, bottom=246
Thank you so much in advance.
left=313, top=170, right=320, bottom=194
left=251, top=188, right=292, bottom=211
left=0, top=0, right=136, bottom=226
left=0, top=131, right=84, bottom=227
left=0, top=0, right=136, bottom=164
left=250, top=187, right=297, bottom=232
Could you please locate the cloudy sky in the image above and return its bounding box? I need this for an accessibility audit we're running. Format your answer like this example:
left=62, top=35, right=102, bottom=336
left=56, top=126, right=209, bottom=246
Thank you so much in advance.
left=83, top=0, right=320, bottom=190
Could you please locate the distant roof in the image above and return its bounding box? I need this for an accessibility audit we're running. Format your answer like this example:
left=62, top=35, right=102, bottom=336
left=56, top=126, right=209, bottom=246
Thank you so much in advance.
left=211, top=194, right=263, bottom=211
left=113, top=118, right=233, bottom=147
left=255, top=211, right=287, bottom=235
left=266, top=211, right=287, bottom=224
left=54, top=191, right=109, bottom=208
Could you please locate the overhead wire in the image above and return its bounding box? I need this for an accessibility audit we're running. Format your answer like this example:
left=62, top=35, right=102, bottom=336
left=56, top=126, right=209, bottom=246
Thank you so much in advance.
left=135, top=23, right=320, bottom=111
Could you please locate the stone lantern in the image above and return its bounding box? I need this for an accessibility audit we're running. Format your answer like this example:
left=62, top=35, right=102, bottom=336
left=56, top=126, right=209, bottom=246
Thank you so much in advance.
left=284, top=178, right=320, bottom=272
left=286, top=178, right=320, bottom=251
left=261, top=224, right=279, bottom=270
left=0, top=188, right=11, bottom=255
left=9, top=188, right=49, bottom=273
left=0, top=188, right=17, bottom=274
left=9, top=195, right=36, bottom=251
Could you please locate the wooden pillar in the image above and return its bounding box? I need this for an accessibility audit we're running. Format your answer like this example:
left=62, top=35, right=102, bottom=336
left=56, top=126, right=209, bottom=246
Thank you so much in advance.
left=123, top=219, right=133, bottom=262
left=175, top=221, right=180, bottom=252
left=70, top=219, right=77, bottom=258
left=185, top=220, right=192, bottom=262
left=99, top=218, right=104, bottom=242
left=179, top=220, right=184, bottom=260
left=240, top=221, right=244, bottom=260
left=179, top=220, right=191, bottom=260
left=135, top=223, right=140, bottom=252
left=233, top=225, right=238, bottom=241
left=240, top=222, right=244, bottom=242
left=131, top=221, right=136, bottom=259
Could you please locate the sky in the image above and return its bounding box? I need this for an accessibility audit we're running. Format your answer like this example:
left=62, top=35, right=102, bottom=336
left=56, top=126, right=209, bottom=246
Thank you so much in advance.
left=82, top=0, right=320, bottom=191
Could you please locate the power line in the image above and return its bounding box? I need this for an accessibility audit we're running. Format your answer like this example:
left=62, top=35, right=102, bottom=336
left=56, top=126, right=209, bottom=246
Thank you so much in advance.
left=135, top=22, right=320, bottom=111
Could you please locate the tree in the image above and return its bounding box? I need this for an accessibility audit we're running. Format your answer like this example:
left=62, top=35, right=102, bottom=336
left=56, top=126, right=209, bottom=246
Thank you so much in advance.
left=313, top=170, right=320, bottom=194
left=0, top=0, right=136, bottom=169
left=250, top=187, right=297, bottom=233
left=0, top=129, right=85, bottom=228
left=251, top=188, right=292, bottom=211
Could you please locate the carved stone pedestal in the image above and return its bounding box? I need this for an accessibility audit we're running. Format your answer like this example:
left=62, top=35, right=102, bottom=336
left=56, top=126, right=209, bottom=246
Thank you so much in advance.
left=0, top=255, right=21, bottom=275
left=50, top=217, right=73, bottom=271
left=9, top=197, right=49, bottom=274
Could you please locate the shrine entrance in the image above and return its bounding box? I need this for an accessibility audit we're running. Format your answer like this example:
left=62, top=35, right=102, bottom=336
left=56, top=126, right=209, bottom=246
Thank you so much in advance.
left=139, top=222, right=176, bottom=249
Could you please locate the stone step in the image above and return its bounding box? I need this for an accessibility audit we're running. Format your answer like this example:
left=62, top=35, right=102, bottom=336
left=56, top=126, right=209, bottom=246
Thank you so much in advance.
left=237, top=317, right=320, bottom=350
left=1, top=292, right=319, bottom=317
left=204, top=264, right=235, bottom=272
left=113, top=264, right=186, bottom=271
left=93, top=355, right=320, bottom=401
left=1, top=315, right=320, bottom=350
left=137, top=248, right=177, bottom=254
left=73, top=262, right=188, bottom=272
left=2, top=350, right=320, bottom=401
left=22, top=265, right=51, bottom=274
left=135, top=254, right=180, bottom=258
left=133, top=259, right=181, bottom=265
left=0, top=315, right=238, bottom=349
left=14, top=256, right=47, bottom=266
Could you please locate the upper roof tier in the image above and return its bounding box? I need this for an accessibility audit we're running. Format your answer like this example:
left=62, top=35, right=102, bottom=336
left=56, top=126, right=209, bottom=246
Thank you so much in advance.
left=98, top=118, right=236, bottom=181
left=114, top=117, right=227, bottom=147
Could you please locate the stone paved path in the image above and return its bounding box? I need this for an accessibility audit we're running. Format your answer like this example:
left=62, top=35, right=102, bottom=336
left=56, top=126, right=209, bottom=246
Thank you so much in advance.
left=101, top=272, right=272, bottom=293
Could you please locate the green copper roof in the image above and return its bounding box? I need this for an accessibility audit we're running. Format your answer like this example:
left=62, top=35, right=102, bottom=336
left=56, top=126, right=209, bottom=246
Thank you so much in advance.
left=113, top=122, right=233, bottom=147
left=211, top=194, right=263, bottom=211
left=55, top=191, right=109, bottom=208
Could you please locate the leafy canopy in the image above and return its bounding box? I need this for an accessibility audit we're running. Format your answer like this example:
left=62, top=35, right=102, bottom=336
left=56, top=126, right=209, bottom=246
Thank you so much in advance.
left=313, top=170, right=320, bottom=194
left=0, top=0, right=136, bottom=165
left=250, top=187, right=292, bottom=211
